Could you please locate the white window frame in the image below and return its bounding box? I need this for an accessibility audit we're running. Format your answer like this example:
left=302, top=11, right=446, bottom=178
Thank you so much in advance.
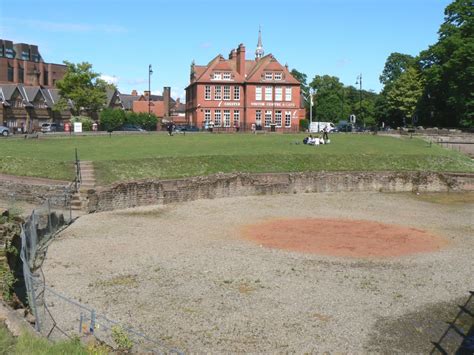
left=223, top=72, right=231, bottom=80
left=256, top=86, right=262, bottom=101
left=285, top=86, right=292, bottom=101
left=214, top=86, right=222, bottom=100
left=223, top=86, right=231, bottom=100
left=214, top=110, right=222, bottom=127
left=213, top=72, right=222, bottom=80
left=205, top=85, right=211, bottom=100
left=264, top=72, right=273, bottom=80
left=224, top=110, right=231, bottom=127
left=275, top=110, right=282, bottom=127
left=265, top=86, right=272, bottom=101
left=275, top=87, right=282, bottom=101
left=256, top=110, right=262, bottom=126
left=274, top=72, right=283, bottom=80
left=265, top=110, right=272, bottom=127
left=233, top=110, right=240, bottom=127
left=204, top=109, right=211, bottom=124
left=285, top=111, right=291, bottom=127
left=233, top=86, right=240, bottom=101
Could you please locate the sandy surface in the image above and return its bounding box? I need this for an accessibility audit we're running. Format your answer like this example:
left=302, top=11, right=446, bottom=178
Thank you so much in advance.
left=42, top=192, right=474, bottom=353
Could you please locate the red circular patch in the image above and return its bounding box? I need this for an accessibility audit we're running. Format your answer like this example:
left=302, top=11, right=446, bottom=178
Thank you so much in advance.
left=240, top=218, right=447, bottom=258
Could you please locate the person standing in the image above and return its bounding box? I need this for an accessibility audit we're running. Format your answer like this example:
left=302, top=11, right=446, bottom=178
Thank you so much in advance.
left=323, top=126, right=329, bottom=141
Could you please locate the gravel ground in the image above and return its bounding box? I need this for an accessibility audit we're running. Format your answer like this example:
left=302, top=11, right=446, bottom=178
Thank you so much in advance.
left=42, top=192, right=474, bottom=353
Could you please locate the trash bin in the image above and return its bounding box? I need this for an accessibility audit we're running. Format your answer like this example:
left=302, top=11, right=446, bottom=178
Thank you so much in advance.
left=270, top=124, right=276, bottom=132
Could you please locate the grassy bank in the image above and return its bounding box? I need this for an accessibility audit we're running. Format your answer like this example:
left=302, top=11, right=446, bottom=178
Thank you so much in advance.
left=0, top=133, right=472, bottom=184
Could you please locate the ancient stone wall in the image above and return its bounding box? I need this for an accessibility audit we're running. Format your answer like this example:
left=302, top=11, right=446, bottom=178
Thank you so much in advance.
left=86, top=172, right=474, bottom=212
left=0, top=174, right=71, bottom=208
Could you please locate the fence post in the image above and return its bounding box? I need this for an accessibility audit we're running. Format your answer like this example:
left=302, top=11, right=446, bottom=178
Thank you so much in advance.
left=79, top=313, right=83, bottom=334
left=90, top=309, right=96, bottom=334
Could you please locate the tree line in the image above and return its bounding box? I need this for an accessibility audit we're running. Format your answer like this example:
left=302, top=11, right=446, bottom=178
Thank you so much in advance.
left=292, top=0, right=472, bottom=129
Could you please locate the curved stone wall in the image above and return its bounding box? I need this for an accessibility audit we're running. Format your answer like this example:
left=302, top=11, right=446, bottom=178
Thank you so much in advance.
left=85, top=171, right=474, bottom=212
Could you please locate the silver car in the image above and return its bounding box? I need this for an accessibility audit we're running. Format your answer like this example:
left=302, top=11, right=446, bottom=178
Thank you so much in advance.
left=0, top=125, right=9, bottom=136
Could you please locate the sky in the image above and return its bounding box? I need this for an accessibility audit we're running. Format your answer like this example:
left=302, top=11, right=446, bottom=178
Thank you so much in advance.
left=1, top=0, right=451, bottom=101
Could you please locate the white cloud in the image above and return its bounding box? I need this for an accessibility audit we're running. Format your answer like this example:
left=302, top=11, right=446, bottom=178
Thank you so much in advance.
left=100, top=75, right=119, bottom=85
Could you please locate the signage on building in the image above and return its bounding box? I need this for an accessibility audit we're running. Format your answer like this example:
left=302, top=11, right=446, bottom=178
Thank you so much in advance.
left=250, top=102, right=296, bottom=108
left=73, top=122, right=82, bottom=133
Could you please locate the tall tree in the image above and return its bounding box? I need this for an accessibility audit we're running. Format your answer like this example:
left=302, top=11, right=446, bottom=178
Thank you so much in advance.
left=55, top=61, right=109, bottom=116
left=386, top=67, right=424, bottom=126
left=379, top=53, right=415, bottom=87
left=290, top=69, right=309, bottom=99
left=309, top=75, right=345, bottom=123
left=418, top=0, right=474, bottom=127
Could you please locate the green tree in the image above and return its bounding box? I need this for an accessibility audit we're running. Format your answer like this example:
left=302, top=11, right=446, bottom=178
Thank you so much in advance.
left=309, top=75, right=345, bottom=123
left=55, top=61, right=108, bottom=116
left=99, top=108, right=126, bottom=131
left=290, top=69, right=309, bottom=99
left=418, top=0, right=474, bottom=127
left=386, top=67, right=424, bottom=126
left=379, top=53, right=415, bottom=87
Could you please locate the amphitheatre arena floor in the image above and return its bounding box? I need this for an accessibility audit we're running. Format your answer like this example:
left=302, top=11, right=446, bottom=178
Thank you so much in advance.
left=43, top=191, right=474, bottom=352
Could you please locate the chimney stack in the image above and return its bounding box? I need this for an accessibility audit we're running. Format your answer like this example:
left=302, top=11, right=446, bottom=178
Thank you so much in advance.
left=144, top=90, right=150, bottom=97
left=229, top=49, right=237, bottom=60
left=236, top=44, right=246, bottom=75
left=131, top=89, right=138, bottom=96
left=163, top=87, right=171, bottom=117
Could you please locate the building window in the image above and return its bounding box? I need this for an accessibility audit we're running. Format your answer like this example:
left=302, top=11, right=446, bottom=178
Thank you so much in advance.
left=205, top=85, right=211, bottom=100
left=223, top=86, right=231, bottom=100
left=285, top=86, right=292, bottom=101
left=233, top=86, right=240, bottom=100
left=265, top=86, right=272, bottom=101
left=285, top=111, right=291, bottom=127
left=274, top=72, right=283, bottom=80
left=213, top=72, right=222, bottom=80
left=44, top=71, right=49, bottom=86
left=265, top=110, right=272, bottom=127
left=214, top=86, right=222, bottom=100
left=264, top=72, right=273, bottom=80
left=14, top=98, right=23, bottom=108
left=223, top=72, right=231, bottom=80
left=255, top=86, right=262, bottom=101
left=214, top=110, right=221, bottom=127
left=18, top=66, right=24, bottom=83
left=256, top=110, right=262, bottom=126
left=0, top=45, right=3, bottom=57
left=7, top=65, right=14, bottom=82
left=224, top=110, right=231, bottom=127
left=21, top=51, right=30, bottom=60
left=204, top=109, right=211, bottom=124
left=275, top=87, right=282, bottom=101
left=5, top=48, right=14, bottom=58
left=32, top=54, right=40, bottom=62
left=275, top=111, right=282, bottom=127
left=233, top=110, right=240, bottom=127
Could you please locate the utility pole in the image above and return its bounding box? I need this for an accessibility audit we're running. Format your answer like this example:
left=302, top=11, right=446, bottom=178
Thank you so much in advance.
left=148, top=64, right=153, bottom=118
left=309, top=88, right=313, bottom=131
left=356, top=73, right=363, bottom=127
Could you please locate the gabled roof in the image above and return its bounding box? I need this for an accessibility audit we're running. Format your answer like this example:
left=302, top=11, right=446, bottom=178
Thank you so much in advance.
left=118, top=93, right=140, bottom=110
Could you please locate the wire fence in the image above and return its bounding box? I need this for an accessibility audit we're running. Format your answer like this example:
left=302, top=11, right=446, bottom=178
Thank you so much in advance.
left=17, top=154, right=181, bottom=353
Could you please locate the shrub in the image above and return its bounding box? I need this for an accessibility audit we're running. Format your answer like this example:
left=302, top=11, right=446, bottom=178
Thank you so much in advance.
left=111, top=325, right=133, bottom=351
left=299, top=119, right=309, bottom=131
left=70, top=116, right=93, bottom=131
left=100, top=109, right=126, bottom=131
left=124, top=112, right=158, bottom=131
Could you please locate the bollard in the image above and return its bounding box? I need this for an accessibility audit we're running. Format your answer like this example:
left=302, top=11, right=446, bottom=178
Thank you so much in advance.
left=90, top=310, right=96, bottom=334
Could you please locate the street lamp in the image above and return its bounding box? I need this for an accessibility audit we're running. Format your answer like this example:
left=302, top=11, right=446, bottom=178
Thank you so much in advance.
left=309, top=88, right=314, bottom=131
left=148, top=64, right=153, bottom=118
left=355, top=73, right=363, bottom=127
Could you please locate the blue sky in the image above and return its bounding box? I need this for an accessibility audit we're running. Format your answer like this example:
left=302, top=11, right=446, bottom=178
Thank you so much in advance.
left=1, top=0, right=451, bottom=100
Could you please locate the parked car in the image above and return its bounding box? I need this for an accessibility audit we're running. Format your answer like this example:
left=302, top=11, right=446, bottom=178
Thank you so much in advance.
left=0, top=125, right=9, bottom=136
left=41, top=123, right=62, bottom=133
left=121, top=124, right=146, bottom=132
left=174, top=125, right=200, bottom=132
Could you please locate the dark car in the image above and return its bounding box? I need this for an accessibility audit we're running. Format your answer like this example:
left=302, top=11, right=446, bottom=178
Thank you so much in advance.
left=121, top=124, right=146, bottom=132
left=175, top=125, right=200, bottom=133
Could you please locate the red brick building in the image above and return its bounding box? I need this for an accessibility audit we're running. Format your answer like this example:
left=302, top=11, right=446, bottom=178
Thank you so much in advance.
left=0, top=39, right=66, bottom=87
left=185, top=32, right=305, bottom=132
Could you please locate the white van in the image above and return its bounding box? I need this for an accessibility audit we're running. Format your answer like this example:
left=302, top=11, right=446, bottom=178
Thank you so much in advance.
left=309, top=122, right=335, bottom=133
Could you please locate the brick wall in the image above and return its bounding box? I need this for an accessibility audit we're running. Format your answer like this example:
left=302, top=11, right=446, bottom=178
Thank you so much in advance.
left=86, top=171, right=474, bottom=212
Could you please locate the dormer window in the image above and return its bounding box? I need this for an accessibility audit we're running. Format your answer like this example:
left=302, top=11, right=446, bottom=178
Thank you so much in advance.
left=223, top=72, right=231, bottom=80
left=264, top=72, right=273, bottom=80
left=213, top=72, right=222, bottom=80
left=274, top=72, right=283, bottom=80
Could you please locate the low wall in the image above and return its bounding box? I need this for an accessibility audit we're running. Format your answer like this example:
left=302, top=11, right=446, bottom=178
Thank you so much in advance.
left=0, top=174, right=71, bottom=208
left=86, top=171, right=474, bottom=212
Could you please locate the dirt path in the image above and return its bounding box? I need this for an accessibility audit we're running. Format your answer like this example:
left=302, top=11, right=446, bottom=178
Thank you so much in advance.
left=42, top=192, right=474, bottom=353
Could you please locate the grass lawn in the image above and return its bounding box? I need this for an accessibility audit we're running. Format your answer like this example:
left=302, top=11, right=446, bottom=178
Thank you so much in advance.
left=0, top=133, right=472, bottom=184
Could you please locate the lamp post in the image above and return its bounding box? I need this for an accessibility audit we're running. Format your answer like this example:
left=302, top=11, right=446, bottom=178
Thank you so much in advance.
left=356, top=73, right=363, bottom=127
left=148, top=64, right=153, bottom=118
left=309, top=88, right=313, bottom=132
